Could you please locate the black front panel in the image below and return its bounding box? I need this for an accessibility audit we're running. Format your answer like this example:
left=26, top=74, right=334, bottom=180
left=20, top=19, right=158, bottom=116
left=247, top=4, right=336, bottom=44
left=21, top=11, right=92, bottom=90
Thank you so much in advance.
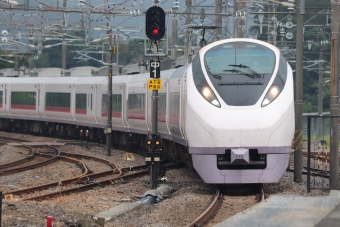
left=217, top=149, right=267, bottom=170
left=204, top=42, right=276, bottom=106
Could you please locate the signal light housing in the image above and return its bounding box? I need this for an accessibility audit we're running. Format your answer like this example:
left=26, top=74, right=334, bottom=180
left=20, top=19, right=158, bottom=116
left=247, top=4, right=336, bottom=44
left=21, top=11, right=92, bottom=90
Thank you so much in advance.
left=145, top=133, right=162, bottom=151
left=145, top=6, right=165, bottom=41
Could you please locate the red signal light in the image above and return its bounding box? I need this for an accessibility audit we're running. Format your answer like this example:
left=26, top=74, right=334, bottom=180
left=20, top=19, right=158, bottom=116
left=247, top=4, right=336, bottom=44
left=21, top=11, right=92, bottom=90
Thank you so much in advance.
left=152, top=28, right=159, bottom=35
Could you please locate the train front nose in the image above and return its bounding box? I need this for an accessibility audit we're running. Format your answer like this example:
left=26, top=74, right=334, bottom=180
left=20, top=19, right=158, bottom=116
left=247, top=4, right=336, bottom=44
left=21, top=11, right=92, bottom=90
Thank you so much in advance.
left=188, top=109, right=292, bottom=184
left=192, top=152, right=290, bottom=184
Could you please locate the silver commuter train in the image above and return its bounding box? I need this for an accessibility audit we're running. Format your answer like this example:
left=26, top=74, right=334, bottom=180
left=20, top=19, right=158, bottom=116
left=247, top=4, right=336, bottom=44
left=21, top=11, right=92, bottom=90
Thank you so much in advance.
left=0, top=38, right=294, bottom=184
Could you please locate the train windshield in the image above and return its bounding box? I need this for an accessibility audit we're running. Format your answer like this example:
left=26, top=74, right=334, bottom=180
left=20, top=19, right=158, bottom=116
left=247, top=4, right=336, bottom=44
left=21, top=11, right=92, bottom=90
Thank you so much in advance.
left=205, top=42, right=275, bottom=75
left=203, top=42, right=277, bottom=106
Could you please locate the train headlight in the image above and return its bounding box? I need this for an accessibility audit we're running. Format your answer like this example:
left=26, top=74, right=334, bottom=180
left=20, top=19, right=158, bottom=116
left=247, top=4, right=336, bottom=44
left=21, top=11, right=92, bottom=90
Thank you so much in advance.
left=201, top=86, right=212, bottom=99
left=192, top=54, right=221, bottom=108
left=262, top=54, right=288, bottom=107
left=261, top=85, right=283, bottom=107
left=269, top=86, right=280, bottom=97
left=200, top=86, right=221, bottom=107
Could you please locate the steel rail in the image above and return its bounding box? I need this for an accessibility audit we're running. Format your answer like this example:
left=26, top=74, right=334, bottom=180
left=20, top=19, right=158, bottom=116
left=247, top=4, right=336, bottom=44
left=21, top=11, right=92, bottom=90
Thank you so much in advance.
left=60, top=152, right=117, bottom=169
left=18, top=162, right=182, bottom=201
left=0, top=146, right=35, bottom=170
left=3, top=156, right=103, bottom=196
left=0, top=147, right=61, bottom=175
left=0, top=136, right=30, bottom=143
left=186, top=189, right=222, bottom=227
left=22, top=167, right=145, bottom=201
left=3, top=150, right=121, bottom=197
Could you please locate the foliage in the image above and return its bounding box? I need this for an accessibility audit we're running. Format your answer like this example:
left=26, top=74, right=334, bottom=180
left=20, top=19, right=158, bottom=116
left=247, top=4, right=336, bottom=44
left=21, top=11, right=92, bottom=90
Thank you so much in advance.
left=0, top=50, right=15, bottom=69
left=118, top=39, right=145, bottom=65
left=251, top=0, right=332, bottom=113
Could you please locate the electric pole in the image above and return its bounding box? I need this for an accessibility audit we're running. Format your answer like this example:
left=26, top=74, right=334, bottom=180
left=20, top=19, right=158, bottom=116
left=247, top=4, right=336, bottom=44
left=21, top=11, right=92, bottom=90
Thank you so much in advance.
left=213, top=0, right=222, bottom=41
left=171, top=7, right=178, bottom=60
left=317, top=49, right=324, bottom=139
left=234, top=0, right=245, bottom=38
left=267, top=4, right=277, bottom=46
left=329, top=1, right=339, bottom=190
left=184, top=0, right=192, bottom=58
left=294, top=0, right=304, bottom=183
left=62, top=0, right=67, bottom=70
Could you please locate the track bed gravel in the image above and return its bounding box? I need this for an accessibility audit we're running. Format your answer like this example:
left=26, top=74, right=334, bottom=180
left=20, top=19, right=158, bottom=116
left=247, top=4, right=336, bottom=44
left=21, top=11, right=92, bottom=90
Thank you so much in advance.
left=0, top=133, right=328, bottom=227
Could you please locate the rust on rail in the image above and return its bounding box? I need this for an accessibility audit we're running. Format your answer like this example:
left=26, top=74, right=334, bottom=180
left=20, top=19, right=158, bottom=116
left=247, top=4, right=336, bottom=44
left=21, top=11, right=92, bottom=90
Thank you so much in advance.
left=186, top=189, right=222, bottom=227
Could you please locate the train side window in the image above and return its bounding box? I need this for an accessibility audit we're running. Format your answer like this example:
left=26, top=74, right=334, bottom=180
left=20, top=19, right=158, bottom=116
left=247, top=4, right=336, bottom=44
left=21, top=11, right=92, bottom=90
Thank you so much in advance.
left=0, top=91, right=3, bottom=106
left=102, top=94, right=122, bottom=115
left=76, top=94, right=87, bottom=111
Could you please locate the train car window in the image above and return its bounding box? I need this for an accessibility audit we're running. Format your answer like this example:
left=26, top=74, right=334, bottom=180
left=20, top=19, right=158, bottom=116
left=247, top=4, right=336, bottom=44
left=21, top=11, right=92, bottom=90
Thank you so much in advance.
left=169, top=92, right=180, bottom=125
left=102, top=94, right=122, bottom=115
left=203, top=42, right=277, bottom=106
left=158, top=93, right=166, bottom=121
left=11, top=92, right=36, bottom=109
left=113, top=94, right=122, bottom=112
left=45, top=92, right=71, bottom=111
left=102, top=95, right=107, bottom=114
left=91, top=94, right=93, bottom=110
left=76, top=94, right=87, bottom=114
left=0, top=91, right=3, bottom=107
left=128, top=94, right=145, bottom=120
left=128, top=94, right=145, bottom=111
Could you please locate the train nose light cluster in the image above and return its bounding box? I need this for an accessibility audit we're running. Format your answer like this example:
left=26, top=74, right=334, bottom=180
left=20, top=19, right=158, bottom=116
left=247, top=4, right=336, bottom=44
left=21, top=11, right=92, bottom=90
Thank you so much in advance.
left=200, top=86, right=221, bottom=107
left=262, top=85, right=282, bottom=107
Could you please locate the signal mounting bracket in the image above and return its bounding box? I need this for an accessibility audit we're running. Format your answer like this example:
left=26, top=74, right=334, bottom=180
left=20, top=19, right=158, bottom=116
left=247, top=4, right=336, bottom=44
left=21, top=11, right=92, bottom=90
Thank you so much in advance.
left=187, top=25, right=219, bottom=47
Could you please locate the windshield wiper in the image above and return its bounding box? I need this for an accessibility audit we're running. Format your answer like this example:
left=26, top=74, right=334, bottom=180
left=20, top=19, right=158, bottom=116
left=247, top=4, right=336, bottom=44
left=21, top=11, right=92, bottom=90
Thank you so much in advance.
left=211, top=74, right=222, bottom=79
left=228, top=64, right=263, bottom=78
left=223, top=69, right=256, bottom=79
left=206, top=65, right=222, bottom=79
left=218, top=82, right=264, bottom=86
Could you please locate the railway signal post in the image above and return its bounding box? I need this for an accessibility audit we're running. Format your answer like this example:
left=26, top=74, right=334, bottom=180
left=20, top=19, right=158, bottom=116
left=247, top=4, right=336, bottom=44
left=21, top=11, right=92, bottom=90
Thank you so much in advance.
left=145, top=4, right=165, bottom=189
left=106, top=34, right=117, bottom=156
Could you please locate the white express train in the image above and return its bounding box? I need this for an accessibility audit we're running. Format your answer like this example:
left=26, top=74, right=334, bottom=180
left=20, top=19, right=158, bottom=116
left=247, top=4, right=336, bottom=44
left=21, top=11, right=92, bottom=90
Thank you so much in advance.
left=0, top=38, right=294, bottom=184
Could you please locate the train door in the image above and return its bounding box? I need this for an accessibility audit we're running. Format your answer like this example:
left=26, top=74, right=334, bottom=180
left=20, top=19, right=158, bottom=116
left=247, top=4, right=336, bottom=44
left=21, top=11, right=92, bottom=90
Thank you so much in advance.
left=74, top=83, right=97, bottom=126
left=95, top=83, right=105, bottom=127
left=111, top=83, right=126, bottom=131
left=168, top=65, right=189, bottom=145
left=4, top=83, right=10, bottom=116
left=71, top=83, right=76, bottom=122
left=38, top=83, right=46, bottom=119
left=87, top=86, right=96, bottom=124
left=0, top=83, right=7, bottom=117
left=122, top=83, right=129, bottom=129
left=180, top=74, right=187, bottom=141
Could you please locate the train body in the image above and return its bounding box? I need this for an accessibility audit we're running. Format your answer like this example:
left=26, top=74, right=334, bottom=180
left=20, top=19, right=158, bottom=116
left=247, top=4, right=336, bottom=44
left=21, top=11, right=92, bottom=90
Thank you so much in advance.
left=0, top=38, right=294, bottom=184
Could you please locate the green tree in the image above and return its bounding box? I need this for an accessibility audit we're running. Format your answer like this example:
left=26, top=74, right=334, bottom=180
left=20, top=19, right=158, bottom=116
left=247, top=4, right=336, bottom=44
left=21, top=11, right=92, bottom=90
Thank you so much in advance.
left=0, top=50, right=15, bottom=69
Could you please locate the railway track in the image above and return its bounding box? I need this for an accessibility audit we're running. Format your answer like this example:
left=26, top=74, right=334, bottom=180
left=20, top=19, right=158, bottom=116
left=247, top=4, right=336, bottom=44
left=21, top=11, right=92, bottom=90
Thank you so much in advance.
left=0, top=134, right=183, bottom=202
left=186, top=189, right=223, bottom=227
left=0, top=145, right=91, bottom=177
left=288, top=150, right=335, bottom=179
left=0, top=135, right=30, bottom=143
left=186, top=185, right=264, bottom=227
left=3, top=149, right=182, bottom=202
left=0, top=145, right=35, bottom=170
